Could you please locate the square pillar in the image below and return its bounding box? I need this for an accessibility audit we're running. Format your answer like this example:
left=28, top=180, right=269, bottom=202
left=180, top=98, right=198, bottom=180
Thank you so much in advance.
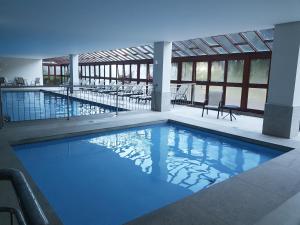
left=263, top=22, right=300, bottom=138
left=151, top=41, right=172, bottom=112
left=69, top=54, right=79, bottom=92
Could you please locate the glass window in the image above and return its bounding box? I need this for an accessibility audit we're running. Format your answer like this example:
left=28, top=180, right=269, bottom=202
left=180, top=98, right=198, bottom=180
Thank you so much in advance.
left=238, top=44, right=254, bottom=53
left=105, top=65, right=110, bottom=78
left=211, top=61, right=225, bottom=82
left=196, top=62, right=208, bottom=81
left=182, top=62, right=193, bottom=81
left=249, top=59, right=270, bottom=84
left=90, top=66, right=95, bottom=77
left=42, top=66, right=48, bottom=75
left=117, top=65, right=123, bottom=78
left=171, top=63, right=178, bottom=80
left=124, top=65, right=130, bottom=78
left=111, top=65, right=117, bottom=78
left=149, top=64, right=153, bottom=79
left=85, top=66, right=90, bottom=77
left=194, top=85, right=206, bottom=102
left=225, top=87, right=242, bottom=106
left=247, top=88, right=267, bottom=110
left=100, top=65, right=104, bottom=77
left=64, top=66, right=69, bottom=75
left=55, top=66, right=60, bottom=75
left=49, top=66, right=54, bottom=75
left=227, top=60, right=244, bottom=83
left=209, top=86, right=223, bottom=93
left=131, top=64, right=137, bottom=79
left=214, top=36, right=239, bottom=54
left=140, top=64, right=147, bottom=79
left=242, top=32, right=269, bottom=51
left=95, top=65, right=99, bottom=76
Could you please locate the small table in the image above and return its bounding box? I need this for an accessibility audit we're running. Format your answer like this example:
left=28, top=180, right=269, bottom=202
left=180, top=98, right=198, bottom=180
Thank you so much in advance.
left=222, top=105, right=240, bottom=121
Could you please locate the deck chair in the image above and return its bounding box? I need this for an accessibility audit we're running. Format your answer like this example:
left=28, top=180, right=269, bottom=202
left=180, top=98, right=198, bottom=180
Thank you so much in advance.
left=202, top=91, right=223, bottom=119
left=172, top=84, right=189, bottom=107
left=31, top=77, right=40, bottom=86
left=14, top=77, right=26, bottom=86
left=0, top=77, right=7, bottom=86
left=137, top=86, right=153, bottom=103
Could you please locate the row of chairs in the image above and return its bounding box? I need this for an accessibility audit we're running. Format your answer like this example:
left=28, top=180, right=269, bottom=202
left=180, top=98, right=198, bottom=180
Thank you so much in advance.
left=0, top=77, right=40, bottom=86
left=78, top=82, right=153, bottom=103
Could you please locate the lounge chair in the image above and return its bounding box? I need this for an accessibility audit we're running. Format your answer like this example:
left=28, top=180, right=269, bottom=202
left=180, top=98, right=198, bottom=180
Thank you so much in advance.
left=137, top=86, right=153, bottom=103
left=202, top=91, right=223, bottom=119
left=79, top=79, right=88, bottom=91
left=0, top=77, right=8, bottom=86
left=111, top=85, right=134, bottom=96
left=31, top=77, right=40, bottom=86
left=127, top=85, right=145, bottom=100
left=172, top=84, right=189, bottom=107
left=14, top=77, right=26, bottom=86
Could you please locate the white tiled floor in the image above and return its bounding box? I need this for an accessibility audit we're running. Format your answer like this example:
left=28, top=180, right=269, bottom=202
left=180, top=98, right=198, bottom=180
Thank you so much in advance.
left=171, top=105, right=264, bottom=133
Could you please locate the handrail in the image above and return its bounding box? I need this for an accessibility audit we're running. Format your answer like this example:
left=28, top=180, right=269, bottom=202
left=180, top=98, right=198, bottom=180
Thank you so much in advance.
left=0, top=168, right=49, bottom=225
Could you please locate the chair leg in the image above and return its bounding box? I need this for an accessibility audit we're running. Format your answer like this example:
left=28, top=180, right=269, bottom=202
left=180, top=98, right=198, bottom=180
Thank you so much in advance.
left=202, top=107, right=205, bottom=117
left=206, top=108, right=208, bottom=115
left=217, top=108, right=220, bottom=119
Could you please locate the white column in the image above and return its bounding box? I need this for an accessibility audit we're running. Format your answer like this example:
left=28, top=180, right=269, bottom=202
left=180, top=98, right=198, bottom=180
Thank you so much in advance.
left=151, top=41, right=172, bottom=112
left=69, top=54, right=79, bottom=87
left=263, top=21, right=300, bottom=138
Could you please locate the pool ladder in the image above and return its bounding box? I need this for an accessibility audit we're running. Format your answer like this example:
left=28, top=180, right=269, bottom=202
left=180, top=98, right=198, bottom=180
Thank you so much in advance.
left=0, top=168, right=49, bottom=225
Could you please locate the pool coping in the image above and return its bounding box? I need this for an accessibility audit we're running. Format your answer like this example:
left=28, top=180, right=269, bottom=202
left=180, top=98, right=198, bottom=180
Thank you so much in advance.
left=1, top=111, right=300, bottom=225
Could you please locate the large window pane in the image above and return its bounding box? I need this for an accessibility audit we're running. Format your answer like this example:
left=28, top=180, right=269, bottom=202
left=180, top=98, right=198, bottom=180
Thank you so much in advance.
left=105, top=65, right=110, bottom=78
left=100, top=65, right=105, bottom=77
left=124, top=65, right=130, bottom=79
left=43, top=66, right=48, bottom=75
left=131, top=64, right=137, bottom=79
left=140, top=64, right=147, bottom=79
left=227, top=60, right=244, bottom=83
left=95, top=65, right=99, bottom=76
left=111, top=65, right=117, bottom=78
left=194, top=85, right=206, bottom=102
left=49, top=66, right=54, bottom=75
left=247, top=88, right=267, bottom=110
left=90, top=66, right=94, bottom=77
left=211, top=61, right=225, bottom=82
left=117, top=65, right=123, bottom=78
left=171, top=63, right=178, bottom=80
left=55, top=66, right=60, bottom=75
left=196, top=62, right=208, bottom=81
left=209, top=86, right=223, bottom=93
left=182, top=62, right=193, bottom=81
left=249, top=59, right=270, bottom=84
left=225, top=87, right=242, bottom=106
left=85, top=66, right=90, bottom=77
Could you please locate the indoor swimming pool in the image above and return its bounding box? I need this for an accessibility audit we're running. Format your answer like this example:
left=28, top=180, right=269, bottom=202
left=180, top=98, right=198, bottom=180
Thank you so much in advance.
left=14, top=122, right=283, bottom=225
left=2, top=90, right=120, bottom=121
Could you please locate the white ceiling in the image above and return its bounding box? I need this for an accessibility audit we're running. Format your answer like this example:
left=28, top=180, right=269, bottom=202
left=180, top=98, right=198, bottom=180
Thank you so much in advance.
left=0, top=0, right=299, bottom=59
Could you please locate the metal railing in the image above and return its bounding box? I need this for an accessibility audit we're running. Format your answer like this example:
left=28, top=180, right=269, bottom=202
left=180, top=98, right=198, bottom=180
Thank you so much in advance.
left=0, top=84, right=153, bottom=126
left=0, top=168, right=49, bottom=225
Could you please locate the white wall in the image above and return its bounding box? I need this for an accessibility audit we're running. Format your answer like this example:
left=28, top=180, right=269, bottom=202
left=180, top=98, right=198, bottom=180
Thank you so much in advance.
left=0, top=57, right=43, bottom=85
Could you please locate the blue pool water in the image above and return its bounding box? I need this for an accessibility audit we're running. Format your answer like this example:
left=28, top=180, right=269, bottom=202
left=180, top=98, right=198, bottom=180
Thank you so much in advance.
left=14, top=123, right=282, bottom=225
left=2, top=91, right=117, bottom=121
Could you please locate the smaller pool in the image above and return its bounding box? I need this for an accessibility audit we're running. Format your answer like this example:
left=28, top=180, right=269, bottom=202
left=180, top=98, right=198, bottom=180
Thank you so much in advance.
left=2, top=91, right=123, bottom=121
left=14, top=122, right=283, bottom=225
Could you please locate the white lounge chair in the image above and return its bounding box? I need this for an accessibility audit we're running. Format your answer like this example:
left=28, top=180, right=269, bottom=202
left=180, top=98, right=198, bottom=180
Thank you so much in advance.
left=202, top=91, right=223, bottom=119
